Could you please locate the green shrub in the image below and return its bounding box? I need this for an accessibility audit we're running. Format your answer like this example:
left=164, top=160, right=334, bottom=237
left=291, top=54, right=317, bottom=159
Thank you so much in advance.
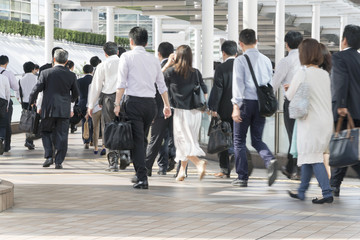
left=0, top=19, right=129, bottom=47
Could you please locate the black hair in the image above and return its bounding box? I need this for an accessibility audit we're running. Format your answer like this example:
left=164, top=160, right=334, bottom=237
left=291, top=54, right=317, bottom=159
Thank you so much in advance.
left=284, top=31, right=303, bottom=49
left=158, top=42, right=174, bottom=59
left=103, top=42, right=118, bottom=56
left=65, top=60, right=74, bottom=69
left=342, top=24, right=360, bottom=50
left=129, top=27, right=148, bottom=47
left=83, top=64, right=94, bottom=74
left=118, top=47, right=126, bottom=57
left=34, top=64, right=39, bottom=70
left=90, top=56, right=102, bottom=67
left=221, top=40, right=237, bottom=56
left=239, top=29, right=256, bottom=45
left=0, top=55, right=9, bottom=65
left=51, top=47, right=63, bottom=58
left=23, top=61, right=36, bottom=73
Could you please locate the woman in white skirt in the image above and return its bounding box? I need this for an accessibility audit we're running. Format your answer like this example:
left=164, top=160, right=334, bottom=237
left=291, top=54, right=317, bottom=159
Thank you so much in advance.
left=163, top=45, right=208, bottom=181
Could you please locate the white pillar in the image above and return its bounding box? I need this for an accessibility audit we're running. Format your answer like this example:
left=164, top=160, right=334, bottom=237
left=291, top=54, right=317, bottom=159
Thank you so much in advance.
left=275, top=0, right=285, bottom=65
left=227, top=0, right=239, bottom=42
left=106, top=7, right=114, bottom=42
left=339, top=15, right=348, bottom=50
left=194, top=27, right=202, bottom=70
left=311, top=4, right=320, bottom=41
left=243, top=0, right=257, bottom=36
left=154, top=16, right=162, bottom=56
left=91, top=7, right=99, bottom=34
left=44, top=0, right=54, bottom=63
left=201, top=0, right=214, bottom=78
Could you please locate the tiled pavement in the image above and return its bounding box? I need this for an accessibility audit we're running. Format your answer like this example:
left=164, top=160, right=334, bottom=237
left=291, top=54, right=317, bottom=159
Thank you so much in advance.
left=0, top=132, right=360, bottom=240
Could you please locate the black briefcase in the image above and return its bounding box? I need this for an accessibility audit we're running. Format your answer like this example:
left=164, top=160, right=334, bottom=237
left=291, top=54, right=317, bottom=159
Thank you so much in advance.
left=104, top=115, right=134, bottom=150
left=19, top=108, right=37, bottom=133
left=207, top=117, right=233, bottom=154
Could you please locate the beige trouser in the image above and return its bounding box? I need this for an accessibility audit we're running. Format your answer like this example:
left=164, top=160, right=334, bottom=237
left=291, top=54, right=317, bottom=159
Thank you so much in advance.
left=92, top=110, right=102, bottom=149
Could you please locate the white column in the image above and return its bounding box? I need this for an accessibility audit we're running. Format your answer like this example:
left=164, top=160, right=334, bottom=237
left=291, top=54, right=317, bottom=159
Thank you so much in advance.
left=227, top=0, right=239, bottom=42
left=91, top=7, right=99, bottom=34
left=44, top=0, right=54, bottom=63
left=154, top=16, right=162, bottom=56
left=311, top=4, right=320, bottom=41
left=275, top=0, right=285, bottom=65
left=194, top=27, right=201, bottom=70
left=243, top=0, right=257, bottom=36
left=106, top=7, right=114, bottom=42
left=339, top=15, right=348, bottom=50
left=201, top=0, right=214, bottom=78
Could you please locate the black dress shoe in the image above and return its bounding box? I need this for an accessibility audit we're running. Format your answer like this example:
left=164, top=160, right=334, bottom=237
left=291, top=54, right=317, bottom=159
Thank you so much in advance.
left=268, top=159, right=278, bottom=186
left=288, top=190, right=303, bottom=200
left=332, top=186, right=340, bottom=197
left=281, top=166, right=292, bottom=179
left=119, top=153, right=128, bottom=170
left=133, top=180, right=148, bottom=189
left=231, top=179, right=248, bottom=187
left=25, top=141, right=35, bottom=150
left=312, top=196, right=333, bottom=204
left=146, top=169, right=152, bottom=177
left=0, top=138, right=4, bottom=155
left=157, top=170, right=166, bottom=175
left=43, top=158, right=54, bottom=167
left=55, top=164, right=63, bottom=169
left=167, top=158, right=176, bottom=172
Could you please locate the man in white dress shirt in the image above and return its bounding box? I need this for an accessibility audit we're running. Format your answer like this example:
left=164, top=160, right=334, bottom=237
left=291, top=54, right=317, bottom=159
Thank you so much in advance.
left=87, top=42, right=124, bottom=172
left=114, top=27, right=171, bottom=189
left=271, top=31, right=303, bottom=180
left=0, top=55, right=19, bottom=153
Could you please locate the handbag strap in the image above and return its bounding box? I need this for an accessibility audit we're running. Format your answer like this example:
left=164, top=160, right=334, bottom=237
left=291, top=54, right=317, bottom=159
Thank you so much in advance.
left=244, top=54, right=260, bottom=90
left=335, top=112, right=355, bottom=138
left=0, top=70, right=5, bottom=74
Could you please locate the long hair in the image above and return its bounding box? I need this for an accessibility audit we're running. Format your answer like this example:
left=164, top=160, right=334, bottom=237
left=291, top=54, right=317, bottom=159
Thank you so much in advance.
left=319, top=43, right=332, bottom=74
left=174, top=45, right=194, bottom=79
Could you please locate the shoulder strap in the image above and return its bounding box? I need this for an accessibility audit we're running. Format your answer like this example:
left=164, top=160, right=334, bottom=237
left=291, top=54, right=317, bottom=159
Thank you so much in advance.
left=18, top=80, right=23, bottom=104
left=244, top=54, right=259, bottom=89
left=0, top=70, right=5, bottom=74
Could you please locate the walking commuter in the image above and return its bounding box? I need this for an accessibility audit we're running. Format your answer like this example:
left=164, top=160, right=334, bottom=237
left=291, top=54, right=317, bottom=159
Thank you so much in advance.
left=0, top=55, right=19, bottom=153
left=38, top=47, right=63, bottom=75
left=78, top=64, right=94, bottom=149
left=162, top=45, right=208, bottom=182
left=18, top=61, right=38, bottom=150
left=90, top=56, right=102, bottom=74
left=330, top=24, right=360, bottom=197
left=287, top=39, right=334, bottom=204
left=145, top=41, right=175, bottom=176
left=114, top=27, right=172, bottom=189
left=29, top=49, right=79, bottom=169
left=231, top=29, right=278, bottom=187
left=271, top=31, right=303, bottom=180
left=87, top=42, right=125, bottom=171
left=0, top=73, right=10, bottom=155
left=208, top=40, right=237, bottom=178
left=66, top=60, right=79, bottom=133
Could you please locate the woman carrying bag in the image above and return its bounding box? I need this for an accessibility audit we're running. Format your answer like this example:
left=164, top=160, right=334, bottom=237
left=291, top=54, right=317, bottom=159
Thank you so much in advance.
left=162, top=45, right=208, bottom=181
left=286, top=39, right=334, bottom=204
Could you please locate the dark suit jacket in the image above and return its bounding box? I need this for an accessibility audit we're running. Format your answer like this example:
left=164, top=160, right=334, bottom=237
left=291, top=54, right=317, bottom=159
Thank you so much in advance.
left=154, top=59, right=168, bottom=118
left=208, top=58, right=234, bottom=121
left=331, top=48, right=360, bottom=120
left=77, top=74, right=93, bottom=113
left=164, top=67, right=208, bottom=110
left=29, top=65, right=79, bottom=119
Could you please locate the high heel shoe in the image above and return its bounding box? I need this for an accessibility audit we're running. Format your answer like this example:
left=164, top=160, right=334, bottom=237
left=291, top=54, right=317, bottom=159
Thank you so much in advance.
left=198, top=160, right=207, bottom=180
left=176, top=173, right=186, bottom=181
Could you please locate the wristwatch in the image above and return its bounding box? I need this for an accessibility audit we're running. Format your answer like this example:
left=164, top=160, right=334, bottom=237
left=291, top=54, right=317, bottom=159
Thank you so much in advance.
left=114, top=102, right=120, bottom=107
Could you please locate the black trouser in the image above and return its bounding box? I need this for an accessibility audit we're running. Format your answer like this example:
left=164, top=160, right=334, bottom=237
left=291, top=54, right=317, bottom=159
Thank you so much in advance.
left=283, top=99, right=297, bottom=173
left=5, top=99, right=13, bottom=151
left=218, top=118, right=233, bottom=175
left=41, top=117, right=70, bottom=165
left=125, top=96, right=157, bottom=182
left=330, top=118, right=360, bottom=188
left=158, top=121, right=176, bottom=165
left=145, top=114, right=173, bottom=172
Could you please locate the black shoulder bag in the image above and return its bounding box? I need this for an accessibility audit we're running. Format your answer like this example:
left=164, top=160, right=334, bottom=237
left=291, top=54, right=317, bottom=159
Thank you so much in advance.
left=192, top=70, right=208, bottom=111
left=104, top=113, right=134, bottom=150
left=207, top=116, right=233, bottom=154
left=244, top=54, right=277, bottom=117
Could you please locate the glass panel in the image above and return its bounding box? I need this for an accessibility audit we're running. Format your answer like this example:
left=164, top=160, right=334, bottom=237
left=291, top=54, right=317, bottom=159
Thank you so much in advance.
left=11, top=11, right=20, bottom=21
left=21, top=2, right=30, bottom=13
left=0, top=10, right=10, bottom=19
left=21, top=13, right=30, bottom=22
left=0, top=0, right=10, bottom=10
left=11, top=1, right=20, bottom=11
left=139, top=14, right=150, bottom=20
left=118, top=14, right=136, bottom=21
